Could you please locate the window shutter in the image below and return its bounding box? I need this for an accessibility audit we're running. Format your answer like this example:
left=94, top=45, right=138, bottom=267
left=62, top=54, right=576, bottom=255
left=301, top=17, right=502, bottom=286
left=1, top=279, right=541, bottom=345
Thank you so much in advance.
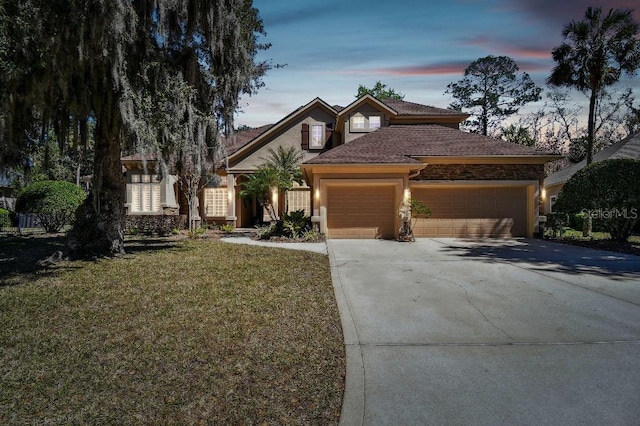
left=301, top=123, right=309, bottom=150
left=325, top=124, right=333, bottom=144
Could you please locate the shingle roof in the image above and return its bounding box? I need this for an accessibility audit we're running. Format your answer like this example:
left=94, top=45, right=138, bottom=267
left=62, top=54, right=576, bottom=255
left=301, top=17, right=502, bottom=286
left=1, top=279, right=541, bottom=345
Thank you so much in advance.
left=305, top=125, right=555, bottom=165
left=381, top=99, right=467, bottom=117
left=223, top=124, right=274, bottom=155
left=545, top=132, right=640, bottom=186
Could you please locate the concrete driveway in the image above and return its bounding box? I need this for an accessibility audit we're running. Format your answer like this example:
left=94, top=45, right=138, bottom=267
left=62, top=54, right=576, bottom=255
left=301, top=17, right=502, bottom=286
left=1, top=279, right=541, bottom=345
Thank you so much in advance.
left=328, top=238, right=640, bottom=425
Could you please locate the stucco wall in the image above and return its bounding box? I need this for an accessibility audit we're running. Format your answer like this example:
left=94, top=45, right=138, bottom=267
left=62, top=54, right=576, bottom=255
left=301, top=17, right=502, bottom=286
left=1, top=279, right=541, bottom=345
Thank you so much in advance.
left=231, top=108, right=336, bottom=171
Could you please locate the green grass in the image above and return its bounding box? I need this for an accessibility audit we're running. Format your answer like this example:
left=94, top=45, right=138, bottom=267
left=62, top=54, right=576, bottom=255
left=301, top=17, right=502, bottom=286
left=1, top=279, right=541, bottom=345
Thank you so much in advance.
left=0, top=237, right=345, bottom=424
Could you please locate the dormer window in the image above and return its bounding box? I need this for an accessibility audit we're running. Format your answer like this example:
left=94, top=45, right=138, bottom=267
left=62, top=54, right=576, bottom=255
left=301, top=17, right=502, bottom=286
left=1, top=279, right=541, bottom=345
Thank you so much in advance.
left=352, top=116, right=366, bottom=130
left=310, top=124, right=324, bottom=148
left=350, top=114, right=382, bottom=132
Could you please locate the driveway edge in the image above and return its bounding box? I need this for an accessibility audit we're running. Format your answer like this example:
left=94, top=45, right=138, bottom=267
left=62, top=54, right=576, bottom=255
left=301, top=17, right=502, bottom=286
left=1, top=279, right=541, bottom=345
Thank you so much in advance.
left=327, top=241, right=365, bottom=426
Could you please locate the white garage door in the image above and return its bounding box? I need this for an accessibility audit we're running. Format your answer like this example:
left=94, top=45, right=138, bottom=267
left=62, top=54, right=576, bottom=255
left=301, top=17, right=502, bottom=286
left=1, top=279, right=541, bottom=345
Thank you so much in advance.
left=327, top=185, right=396, bottom=239
left=412, top=186, right=528, bottom=237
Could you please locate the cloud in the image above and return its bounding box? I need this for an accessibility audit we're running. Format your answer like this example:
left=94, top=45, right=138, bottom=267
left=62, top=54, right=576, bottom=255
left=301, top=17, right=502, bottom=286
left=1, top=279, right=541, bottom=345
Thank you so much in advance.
left=453, top=35, right=554, bottom=70
left=327, top=61, right=472, bottom=77
left=258, top=1, right=345, bottom=28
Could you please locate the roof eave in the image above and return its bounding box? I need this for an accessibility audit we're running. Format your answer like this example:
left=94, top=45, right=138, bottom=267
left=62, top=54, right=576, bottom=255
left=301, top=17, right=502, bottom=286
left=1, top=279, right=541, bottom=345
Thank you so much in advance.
left=412, top=155, right=562, bottom=164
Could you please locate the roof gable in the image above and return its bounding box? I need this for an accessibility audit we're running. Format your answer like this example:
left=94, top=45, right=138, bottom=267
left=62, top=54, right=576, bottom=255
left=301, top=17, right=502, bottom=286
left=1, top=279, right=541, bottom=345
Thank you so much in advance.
left=228, top=97, right=337, bottom=165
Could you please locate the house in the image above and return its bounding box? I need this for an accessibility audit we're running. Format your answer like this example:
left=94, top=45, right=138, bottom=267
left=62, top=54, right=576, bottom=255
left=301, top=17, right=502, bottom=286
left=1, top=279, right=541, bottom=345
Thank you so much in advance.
left=543, top=132, right=640, bottom=214
left=121, top=154, right=180, bottom=216
left=122, top=94, right=560, bottom=238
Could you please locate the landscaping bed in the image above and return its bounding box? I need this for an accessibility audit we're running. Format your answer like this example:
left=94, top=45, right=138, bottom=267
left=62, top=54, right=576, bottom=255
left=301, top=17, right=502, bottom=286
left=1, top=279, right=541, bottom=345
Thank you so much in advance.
left=544, top=231, right=640, bottom=257
left=0, top=235, right=345, bottom=424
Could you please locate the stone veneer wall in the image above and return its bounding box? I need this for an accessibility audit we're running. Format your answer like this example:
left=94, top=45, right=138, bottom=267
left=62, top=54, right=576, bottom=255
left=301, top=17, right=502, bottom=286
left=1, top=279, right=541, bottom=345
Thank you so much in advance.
left=414, top=164, right=544, bottom=181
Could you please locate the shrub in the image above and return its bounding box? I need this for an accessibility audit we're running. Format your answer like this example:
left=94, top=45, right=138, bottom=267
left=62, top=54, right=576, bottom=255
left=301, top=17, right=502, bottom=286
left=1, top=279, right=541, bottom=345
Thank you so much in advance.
left=554, top=158, right=640, bottom=241
left=15, top=180, right=86, bottom=233
left=282, top=210, right=309, bottom=238
left=0, top=208, right=11, bottom=229
left=546, top=213, right=570, bottom=238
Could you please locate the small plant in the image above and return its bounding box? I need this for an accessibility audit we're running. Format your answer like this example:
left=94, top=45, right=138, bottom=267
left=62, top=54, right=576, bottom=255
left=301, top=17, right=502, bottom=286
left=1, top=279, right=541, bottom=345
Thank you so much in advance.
left=0, top=208, right=11, bottom=229
left=127, top=226, right=139, bottom=235
left=301, top=228, right=325, bottom=242
left=220, top=223, right=235, bottom=234
left=255, top=223, right=276, bottom=240
left=398, top=198, right=432, bottom=242
left=545, top=213, right=569, bottom=238
left=188, top=227, right=206, bottom=239
left=282, top=209, right=309, bottom=238
left=171, top=228, right=180, bottom=235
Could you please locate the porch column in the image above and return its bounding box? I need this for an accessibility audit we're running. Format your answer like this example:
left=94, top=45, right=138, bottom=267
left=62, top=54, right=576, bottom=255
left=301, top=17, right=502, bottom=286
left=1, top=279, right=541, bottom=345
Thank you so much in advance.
left=225, top=174, right=237, bottom=225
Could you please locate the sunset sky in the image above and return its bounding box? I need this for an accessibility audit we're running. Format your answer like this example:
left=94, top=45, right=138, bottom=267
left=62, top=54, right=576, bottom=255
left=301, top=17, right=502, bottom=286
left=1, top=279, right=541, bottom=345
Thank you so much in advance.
left=236, top=0, right=640, bottom=128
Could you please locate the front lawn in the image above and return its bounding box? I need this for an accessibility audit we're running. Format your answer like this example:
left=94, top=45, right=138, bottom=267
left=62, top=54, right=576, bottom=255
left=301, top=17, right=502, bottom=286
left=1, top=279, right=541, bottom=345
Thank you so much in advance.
left=0, top=237, right=345, bottom=424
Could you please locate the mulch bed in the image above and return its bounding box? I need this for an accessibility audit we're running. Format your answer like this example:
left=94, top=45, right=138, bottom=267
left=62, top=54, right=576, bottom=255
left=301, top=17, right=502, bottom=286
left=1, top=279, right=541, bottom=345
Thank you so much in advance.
left=546, top=238, right=640, bottom=257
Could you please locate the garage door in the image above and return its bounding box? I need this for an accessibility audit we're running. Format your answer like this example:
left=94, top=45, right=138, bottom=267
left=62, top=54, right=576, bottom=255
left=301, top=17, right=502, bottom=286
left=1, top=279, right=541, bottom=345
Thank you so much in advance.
left=412, top=186, right=528, bottom=237
left=327, top=185, right=396, bottom=239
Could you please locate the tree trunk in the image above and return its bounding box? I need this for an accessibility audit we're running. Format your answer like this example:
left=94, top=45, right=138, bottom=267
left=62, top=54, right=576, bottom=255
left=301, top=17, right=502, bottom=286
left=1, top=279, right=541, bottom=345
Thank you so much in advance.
left=586, top=88, right=597, bottom=165
left=67, top=108, right=125, bottom=257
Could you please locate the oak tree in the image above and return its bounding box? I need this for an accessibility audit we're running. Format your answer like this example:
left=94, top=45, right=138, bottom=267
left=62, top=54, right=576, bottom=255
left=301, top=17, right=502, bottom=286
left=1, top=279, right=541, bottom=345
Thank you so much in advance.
left=1, top=0, right=271, bottom=256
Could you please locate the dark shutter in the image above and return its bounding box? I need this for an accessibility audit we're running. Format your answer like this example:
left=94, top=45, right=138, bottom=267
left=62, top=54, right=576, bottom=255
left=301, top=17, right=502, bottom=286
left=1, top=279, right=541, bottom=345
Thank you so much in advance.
left=325, top=125, right=333, bottom=147
left=301, top=123, right=309, bottom=150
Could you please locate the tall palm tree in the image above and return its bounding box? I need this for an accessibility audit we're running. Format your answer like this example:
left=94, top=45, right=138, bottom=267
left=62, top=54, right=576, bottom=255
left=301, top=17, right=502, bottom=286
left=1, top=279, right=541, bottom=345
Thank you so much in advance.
left=548, top=7, right=640, bottom=164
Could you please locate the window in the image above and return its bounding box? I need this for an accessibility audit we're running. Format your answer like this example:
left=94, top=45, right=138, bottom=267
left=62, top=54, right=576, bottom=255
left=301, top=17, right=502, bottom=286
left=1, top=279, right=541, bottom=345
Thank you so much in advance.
left=310, top=124, right=324, bottom=148
left=130, top=174, right=161, bottom=213
left=369, top=115, right=381, bottom=128
left=549, top=195, right=557, bottom=214
left=352, top=116, right=365, bottom=129
left=286, top=183, right=311, bottom=215
left=205, top=187, right=228, bottom=217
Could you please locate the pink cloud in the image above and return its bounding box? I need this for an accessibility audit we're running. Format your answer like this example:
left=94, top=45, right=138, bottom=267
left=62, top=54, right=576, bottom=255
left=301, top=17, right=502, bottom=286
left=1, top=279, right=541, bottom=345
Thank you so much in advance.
left=328, top=62, right=469, bottom=77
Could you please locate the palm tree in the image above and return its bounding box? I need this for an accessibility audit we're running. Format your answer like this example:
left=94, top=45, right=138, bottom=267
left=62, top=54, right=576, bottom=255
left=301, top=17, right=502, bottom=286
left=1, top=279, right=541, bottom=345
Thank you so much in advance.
left=240, top=146, right=305, bottom=221
left=262, top=146, right=305, bottom=214
left=548, top=7, right=640, bottom=164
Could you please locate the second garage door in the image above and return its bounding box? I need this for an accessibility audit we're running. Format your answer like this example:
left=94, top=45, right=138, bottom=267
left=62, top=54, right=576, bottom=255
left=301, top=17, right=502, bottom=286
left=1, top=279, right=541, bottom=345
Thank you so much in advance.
left=327, top=185, right=396, bottom=239
left=412, top=186, right=528, bottom=237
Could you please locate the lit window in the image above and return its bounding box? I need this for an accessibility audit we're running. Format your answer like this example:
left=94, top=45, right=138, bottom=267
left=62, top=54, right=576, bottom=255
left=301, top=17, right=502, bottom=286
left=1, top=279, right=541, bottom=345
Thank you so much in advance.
left=130, top=174, right=161, bottom=213
left=549, top=195, right=557, bottom=214
left=369, top=116, right=381, bottom=128
left=286, top=183, right=311, bottom=215
left=352, top=116, right=365, bottom=129
left=204, top=187, right=228, bottom=217
left=310, top=124, right=324, bottom=148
